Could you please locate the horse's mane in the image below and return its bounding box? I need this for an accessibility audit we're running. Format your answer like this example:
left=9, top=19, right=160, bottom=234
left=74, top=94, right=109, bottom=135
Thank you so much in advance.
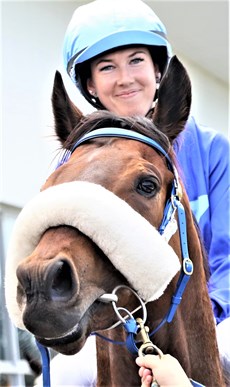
left=62, top=110, right=175, bottom=163
left=192, top=212, right=210, bottom=281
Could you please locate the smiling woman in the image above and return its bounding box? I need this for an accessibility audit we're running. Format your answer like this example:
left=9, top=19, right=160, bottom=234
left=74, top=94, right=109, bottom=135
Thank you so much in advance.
left=87, top=47, right=159, bottom=116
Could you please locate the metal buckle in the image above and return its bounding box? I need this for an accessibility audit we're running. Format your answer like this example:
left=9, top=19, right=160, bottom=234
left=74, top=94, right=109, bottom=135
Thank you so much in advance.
left=183, top=258, right=194, bottom=275
left=137, top=318, right=164, bottom=358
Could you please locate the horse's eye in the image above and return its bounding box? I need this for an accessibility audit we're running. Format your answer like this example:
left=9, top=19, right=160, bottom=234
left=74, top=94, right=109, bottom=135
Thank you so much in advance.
left=136, top=177, right=159, bottom=197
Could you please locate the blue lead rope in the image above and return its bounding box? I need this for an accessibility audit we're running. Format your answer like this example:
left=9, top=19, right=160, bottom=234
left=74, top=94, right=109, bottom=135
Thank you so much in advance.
left=36, top=340, right=51, bottom=387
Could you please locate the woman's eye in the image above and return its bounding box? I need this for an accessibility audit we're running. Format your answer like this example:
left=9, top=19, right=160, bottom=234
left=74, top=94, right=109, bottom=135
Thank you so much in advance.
left=99, top=64, right=114, bottom=72
left=136, top=178, right=159, bottom=197
left=130, top=57, right=144, bottom=65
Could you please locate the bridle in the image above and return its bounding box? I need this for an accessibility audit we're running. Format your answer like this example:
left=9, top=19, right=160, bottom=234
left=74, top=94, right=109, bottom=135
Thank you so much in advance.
left=36, top=127, right=194, bottom=386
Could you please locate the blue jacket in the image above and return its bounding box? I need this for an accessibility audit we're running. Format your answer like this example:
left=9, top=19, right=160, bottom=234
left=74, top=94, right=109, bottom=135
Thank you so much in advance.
left=175, top=116, right=230, bottom=324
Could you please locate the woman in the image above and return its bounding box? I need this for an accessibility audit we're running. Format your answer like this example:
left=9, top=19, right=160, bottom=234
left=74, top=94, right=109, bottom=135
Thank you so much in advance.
left=45, top=0, right=229, bottom=385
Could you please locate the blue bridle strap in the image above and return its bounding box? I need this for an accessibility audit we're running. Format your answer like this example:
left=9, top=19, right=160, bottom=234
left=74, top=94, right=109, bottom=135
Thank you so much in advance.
left=71, top=127, right=174, bottom=171
left=165, top=197, right=193, bottom=323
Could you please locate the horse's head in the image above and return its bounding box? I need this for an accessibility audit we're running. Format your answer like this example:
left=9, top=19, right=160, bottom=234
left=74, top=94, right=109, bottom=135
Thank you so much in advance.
left=6, top=57, right=195, bottom=355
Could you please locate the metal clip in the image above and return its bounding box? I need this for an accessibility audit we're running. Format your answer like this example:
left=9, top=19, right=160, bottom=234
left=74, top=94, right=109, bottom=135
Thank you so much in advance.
left=136, top=318, right=163, bottom=358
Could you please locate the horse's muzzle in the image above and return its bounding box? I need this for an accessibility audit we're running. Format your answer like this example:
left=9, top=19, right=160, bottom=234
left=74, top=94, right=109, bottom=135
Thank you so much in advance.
left=16, top=258, right=79, bottom=337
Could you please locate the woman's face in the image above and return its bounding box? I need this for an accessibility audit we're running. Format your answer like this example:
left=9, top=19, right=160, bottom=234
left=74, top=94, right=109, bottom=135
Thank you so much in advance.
left=87, top=47, right=158, bottom=116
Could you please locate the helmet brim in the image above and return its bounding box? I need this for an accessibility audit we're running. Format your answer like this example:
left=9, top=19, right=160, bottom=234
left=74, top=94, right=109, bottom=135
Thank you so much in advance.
left=67, top=30, right=172, bottom=81
left=79, top=30, right=170, bottom=63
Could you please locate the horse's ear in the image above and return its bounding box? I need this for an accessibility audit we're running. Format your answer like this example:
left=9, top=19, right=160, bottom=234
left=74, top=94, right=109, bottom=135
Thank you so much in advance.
left=151, top=56, right=192, bottom=143
left=52, top=71, right=84, bottom=144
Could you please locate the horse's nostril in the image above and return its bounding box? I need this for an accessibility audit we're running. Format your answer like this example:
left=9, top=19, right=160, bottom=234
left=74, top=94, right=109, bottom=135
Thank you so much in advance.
left=50, top=260, right=74, bottom=301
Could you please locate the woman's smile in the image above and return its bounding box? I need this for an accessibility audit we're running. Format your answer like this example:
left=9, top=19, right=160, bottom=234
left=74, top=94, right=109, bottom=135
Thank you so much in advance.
left=116, top=89, right=140, bottom=98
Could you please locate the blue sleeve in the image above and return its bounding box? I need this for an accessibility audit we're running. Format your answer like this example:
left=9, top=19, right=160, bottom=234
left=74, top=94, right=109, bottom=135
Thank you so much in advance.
left=206, top=132, right=230, bottom=323
left=175, top=117, right=230, bottom=324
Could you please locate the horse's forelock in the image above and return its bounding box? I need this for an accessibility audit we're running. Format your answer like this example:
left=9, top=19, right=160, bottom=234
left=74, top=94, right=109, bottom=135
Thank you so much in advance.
left=63, top=111, right=173, bottom=159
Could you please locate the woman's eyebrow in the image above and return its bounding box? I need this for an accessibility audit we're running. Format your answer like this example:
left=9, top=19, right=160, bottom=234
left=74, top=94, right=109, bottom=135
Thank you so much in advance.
left=129, top=50, right=146, bottom=57
left=95, top=58, right=112, bottom=66
left=95, top=50, right=146, bottom=66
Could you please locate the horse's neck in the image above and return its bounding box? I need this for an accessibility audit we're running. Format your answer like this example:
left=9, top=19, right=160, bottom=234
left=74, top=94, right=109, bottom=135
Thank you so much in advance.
left=96, top=329, right=140, bottom=387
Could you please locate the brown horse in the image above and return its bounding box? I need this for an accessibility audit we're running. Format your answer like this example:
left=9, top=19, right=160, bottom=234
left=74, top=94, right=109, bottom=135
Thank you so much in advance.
left=5, top=57, right=224, bottom=386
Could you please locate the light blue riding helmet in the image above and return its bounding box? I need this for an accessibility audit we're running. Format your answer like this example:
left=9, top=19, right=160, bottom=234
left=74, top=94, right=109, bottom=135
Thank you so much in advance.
left=63, top=0, right=173, bottom=108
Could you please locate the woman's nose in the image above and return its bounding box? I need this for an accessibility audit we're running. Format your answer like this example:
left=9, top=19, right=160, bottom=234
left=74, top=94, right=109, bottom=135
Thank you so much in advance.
left=117, top=66, right=134, bottom=86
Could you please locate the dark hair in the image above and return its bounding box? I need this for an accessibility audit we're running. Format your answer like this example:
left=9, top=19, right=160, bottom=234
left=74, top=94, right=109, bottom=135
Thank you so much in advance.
left=75, top=45, right=168, bottom=109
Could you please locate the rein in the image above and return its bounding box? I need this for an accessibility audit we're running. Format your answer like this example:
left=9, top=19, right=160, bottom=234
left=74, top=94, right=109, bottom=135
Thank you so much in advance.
left=36, top=127, right=194, bottom=386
